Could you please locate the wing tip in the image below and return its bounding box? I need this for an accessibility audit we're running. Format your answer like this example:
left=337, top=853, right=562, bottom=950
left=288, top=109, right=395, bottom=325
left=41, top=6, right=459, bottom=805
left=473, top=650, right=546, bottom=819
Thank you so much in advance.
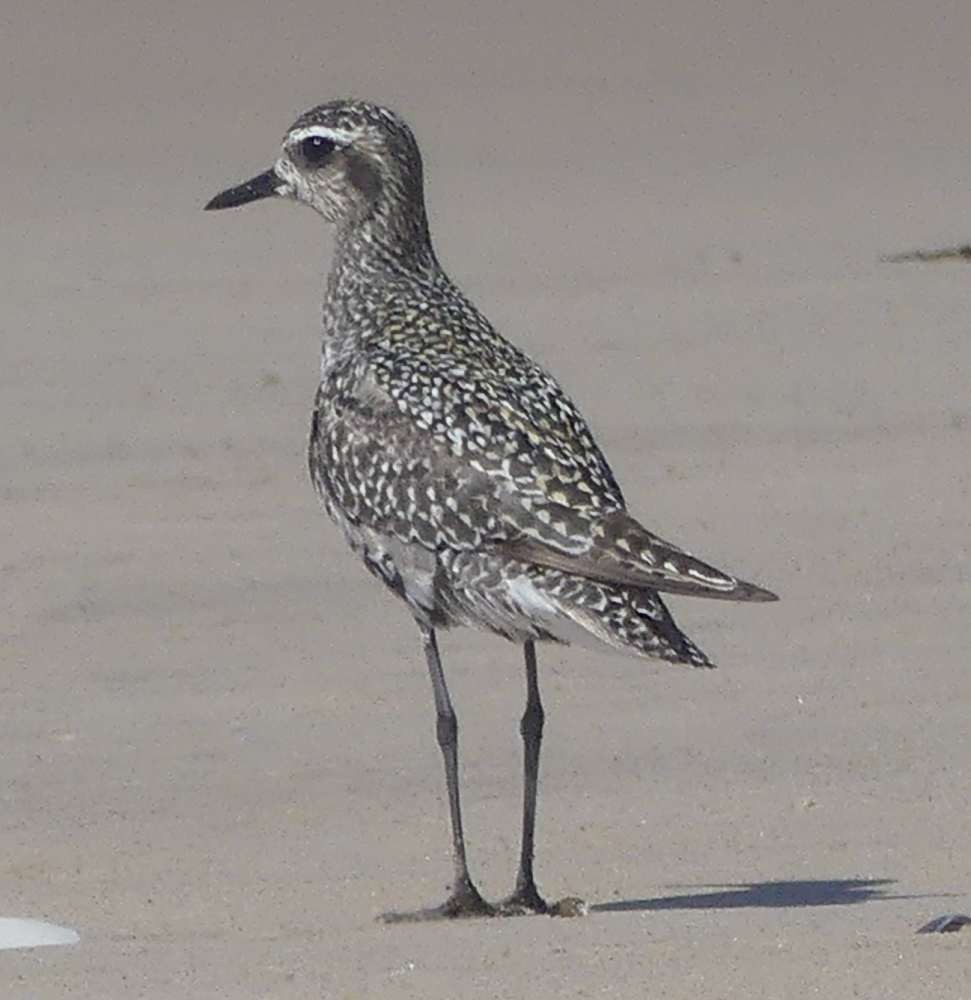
left=732, top=579, right=779, bottom=602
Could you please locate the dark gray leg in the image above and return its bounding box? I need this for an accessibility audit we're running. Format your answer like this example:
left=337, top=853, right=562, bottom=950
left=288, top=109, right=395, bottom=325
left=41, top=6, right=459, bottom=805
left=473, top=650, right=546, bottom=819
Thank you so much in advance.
left=382, top=622, right=493, bottom=921
left=499, top=640, right=549, bottom=914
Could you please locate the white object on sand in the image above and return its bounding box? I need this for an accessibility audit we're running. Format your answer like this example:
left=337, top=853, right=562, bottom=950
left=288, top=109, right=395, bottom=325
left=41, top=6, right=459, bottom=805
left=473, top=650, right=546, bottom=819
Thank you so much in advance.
left=0, top=918, right=79, bottom=950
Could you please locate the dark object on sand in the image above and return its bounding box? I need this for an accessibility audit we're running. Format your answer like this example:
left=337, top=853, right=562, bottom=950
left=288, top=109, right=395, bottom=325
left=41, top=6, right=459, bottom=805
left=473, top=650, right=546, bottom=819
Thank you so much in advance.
left=882, top=244, right=971, bottom=263
left=917, top=914, right=971, bottom=934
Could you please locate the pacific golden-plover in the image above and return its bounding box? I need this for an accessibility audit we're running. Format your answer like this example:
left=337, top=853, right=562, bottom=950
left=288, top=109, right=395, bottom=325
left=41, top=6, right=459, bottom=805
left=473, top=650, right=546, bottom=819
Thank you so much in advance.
left=205, top=99, right=777, bottom=921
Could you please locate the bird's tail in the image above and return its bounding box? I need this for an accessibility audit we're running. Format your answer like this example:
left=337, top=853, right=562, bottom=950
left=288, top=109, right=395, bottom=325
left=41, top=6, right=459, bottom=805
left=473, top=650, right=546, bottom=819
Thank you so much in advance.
left=529, top=570, right=714, bottom=667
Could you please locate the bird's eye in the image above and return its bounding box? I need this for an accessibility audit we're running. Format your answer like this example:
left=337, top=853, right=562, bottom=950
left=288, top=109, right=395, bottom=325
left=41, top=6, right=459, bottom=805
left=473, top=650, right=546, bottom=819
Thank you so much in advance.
left=300, top=135, right=337, bottom=164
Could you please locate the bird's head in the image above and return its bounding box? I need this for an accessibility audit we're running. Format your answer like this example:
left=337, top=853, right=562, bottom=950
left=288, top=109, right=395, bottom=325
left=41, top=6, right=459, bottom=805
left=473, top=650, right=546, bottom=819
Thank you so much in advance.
left=205, top=100, right=425, bottom=230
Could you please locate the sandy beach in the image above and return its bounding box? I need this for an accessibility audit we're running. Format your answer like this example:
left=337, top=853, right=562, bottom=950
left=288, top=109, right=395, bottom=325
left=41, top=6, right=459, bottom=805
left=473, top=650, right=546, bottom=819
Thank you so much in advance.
left=3, top=1, right=969, bottom=995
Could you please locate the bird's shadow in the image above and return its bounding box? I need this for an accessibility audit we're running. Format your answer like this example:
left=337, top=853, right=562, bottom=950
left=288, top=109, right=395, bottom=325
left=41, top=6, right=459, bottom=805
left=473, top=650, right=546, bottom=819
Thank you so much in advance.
left=593, top=878, right=927, bottom=913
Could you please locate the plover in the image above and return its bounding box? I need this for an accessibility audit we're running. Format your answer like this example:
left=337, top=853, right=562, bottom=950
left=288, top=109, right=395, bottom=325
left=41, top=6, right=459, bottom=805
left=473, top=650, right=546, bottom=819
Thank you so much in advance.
left=205, top=100, right=777, bottom=921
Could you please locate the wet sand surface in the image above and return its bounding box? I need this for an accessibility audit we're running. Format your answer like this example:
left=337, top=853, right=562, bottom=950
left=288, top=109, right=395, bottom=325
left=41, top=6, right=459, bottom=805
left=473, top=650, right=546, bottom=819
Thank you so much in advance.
left=3, top=1, right=969, bottom=996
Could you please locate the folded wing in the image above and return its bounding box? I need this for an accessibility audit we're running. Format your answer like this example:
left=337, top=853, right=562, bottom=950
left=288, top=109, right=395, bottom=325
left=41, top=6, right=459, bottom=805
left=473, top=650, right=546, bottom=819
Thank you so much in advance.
left=501, top=509, right=778, bottom=602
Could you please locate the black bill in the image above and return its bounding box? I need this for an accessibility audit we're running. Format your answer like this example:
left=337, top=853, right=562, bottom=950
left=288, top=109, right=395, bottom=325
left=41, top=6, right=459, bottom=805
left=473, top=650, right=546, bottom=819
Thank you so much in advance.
left=204, top=169, right=280, bottom=211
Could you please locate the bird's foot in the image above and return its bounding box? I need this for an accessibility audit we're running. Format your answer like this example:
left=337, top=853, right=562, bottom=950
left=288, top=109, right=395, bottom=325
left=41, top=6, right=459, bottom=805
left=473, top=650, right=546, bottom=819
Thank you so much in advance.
left=496, top=882, right=588, bottom=918
left=496, top=883, right=549, bottom=916
left=379, top=877, right=588, bottom=923
left=379, top=880, right=496, bottom=923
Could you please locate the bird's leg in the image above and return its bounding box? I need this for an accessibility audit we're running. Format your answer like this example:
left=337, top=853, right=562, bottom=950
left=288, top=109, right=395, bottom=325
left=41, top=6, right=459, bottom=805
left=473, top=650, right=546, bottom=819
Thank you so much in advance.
left=498, top=640, right=549, bottom=915
left=382, top=623, right=494, bottom=921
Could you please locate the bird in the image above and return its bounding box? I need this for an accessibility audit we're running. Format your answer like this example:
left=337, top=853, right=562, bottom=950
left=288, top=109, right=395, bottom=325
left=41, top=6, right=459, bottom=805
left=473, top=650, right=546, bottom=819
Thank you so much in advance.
left=205, top=99, right=777, bottom=921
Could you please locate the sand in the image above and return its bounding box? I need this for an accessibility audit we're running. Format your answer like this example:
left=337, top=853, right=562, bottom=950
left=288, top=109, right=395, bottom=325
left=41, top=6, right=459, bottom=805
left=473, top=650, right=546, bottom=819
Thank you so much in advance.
left=2, top=0, right=969, bottom=996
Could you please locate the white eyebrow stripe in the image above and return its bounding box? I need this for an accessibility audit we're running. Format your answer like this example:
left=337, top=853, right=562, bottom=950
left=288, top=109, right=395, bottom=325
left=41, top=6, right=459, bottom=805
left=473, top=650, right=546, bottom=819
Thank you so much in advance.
left=287, top=125, right=355, bottom=146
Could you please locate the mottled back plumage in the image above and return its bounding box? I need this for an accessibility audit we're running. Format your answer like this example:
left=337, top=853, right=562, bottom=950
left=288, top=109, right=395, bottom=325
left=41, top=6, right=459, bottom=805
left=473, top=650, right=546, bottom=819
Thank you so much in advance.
left=210, top=99, right=775, bottom=668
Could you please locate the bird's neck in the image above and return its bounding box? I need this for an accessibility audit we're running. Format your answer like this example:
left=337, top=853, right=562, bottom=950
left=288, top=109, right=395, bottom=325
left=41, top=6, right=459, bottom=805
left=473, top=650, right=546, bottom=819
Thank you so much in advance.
left=322, top=201, right=443, bottom=351
left=330, top=191, right=438, bottom=285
